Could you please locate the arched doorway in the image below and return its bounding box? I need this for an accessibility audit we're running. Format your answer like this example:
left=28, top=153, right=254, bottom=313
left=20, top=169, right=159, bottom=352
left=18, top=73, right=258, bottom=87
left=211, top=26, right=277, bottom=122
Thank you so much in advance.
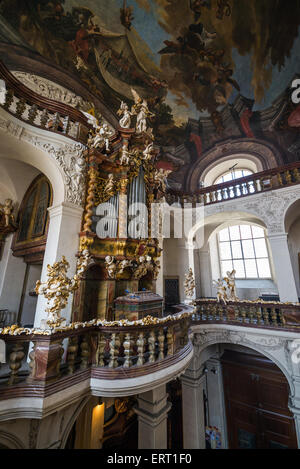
left=203, top=345, right=298, bottom=449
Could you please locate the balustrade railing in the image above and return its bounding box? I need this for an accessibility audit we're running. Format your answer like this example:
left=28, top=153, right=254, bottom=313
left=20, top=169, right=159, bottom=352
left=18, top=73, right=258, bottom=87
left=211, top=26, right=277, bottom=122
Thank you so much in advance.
left=0, top=61, right=92, bottom=144
left=0, top=311, right=191, bottom=391
left=166, top=162, right=300, bottom=207
left=193, top=299, right=300, bottom=330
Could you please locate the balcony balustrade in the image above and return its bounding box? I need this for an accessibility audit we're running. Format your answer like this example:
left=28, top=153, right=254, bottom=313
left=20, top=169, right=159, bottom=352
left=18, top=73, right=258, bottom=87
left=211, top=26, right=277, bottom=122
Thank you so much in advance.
left=0, top=310, right=191, bottom=399
left=193, top=299, right=300, bottom=331
left=166, top=161, right=300, bottom=207
left=0, top=61, right=92, bottom=144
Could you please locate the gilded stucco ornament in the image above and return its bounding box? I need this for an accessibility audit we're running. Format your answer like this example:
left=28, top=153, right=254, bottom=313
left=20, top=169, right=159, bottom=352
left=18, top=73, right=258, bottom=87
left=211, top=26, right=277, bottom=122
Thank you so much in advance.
left=35, top=250, right=91, bottom=329
left=184, top=268, right=196, bottom=299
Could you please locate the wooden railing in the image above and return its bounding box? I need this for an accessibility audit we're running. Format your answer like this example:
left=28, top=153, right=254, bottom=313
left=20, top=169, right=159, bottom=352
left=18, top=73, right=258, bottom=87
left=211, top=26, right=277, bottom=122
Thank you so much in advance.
left=0, top=311, right=191, bottom=392
left=193, top=299, right=300, bottom=330
left=0, top=61, right=92, bottom=144
left=166, top=162, right=300, bottom=207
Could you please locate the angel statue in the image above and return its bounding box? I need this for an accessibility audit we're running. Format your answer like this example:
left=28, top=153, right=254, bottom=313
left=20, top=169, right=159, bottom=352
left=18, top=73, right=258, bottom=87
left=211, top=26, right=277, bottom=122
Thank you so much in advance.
left=119, top=143, right=131, bottom=165
left=0, top=199, right=15, bottom=227
left=225, top=269, right=238, bottom=301
left=213, top=278, right=228, bottom=304
left=154, top=168, right=172, bottom=193
left=105, top=256, right=117, bottom=279
left=117, top=101, right=132, bottom=129
left=142, top=142, right=156, bottom=161
left=35, top=250, right=90, bottom=329
left=131, top=89, right=155, bottom=134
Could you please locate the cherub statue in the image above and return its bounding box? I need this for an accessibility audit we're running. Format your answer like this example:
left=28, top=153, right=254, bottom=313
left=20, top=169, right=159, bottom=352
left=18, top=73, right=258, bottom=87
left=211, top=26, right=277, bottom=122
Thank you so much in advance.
left=225, top=269, right=238, bottom=301
left=117, top=259, right=132, bottom=276
left=142, top=142, right=156, bottom=161
left=131, top=89, right=155, bottom=134
left=105, top=256, right=117, bottom=279
left=154, top=168, right=172, bottom=192
left=133, top=256, right=148, bottom=280
left=119, top=143, right=131, bottom=166
left=35, top=250, right=90, bottom=328
left=0, top=199, right=14, bottom=226
left=105, top=174, right=115, bottom=195
left=100, top=123, right=113, bottom=152
left=184, top=268, right=196, bottom=299
left=117, top=101, right=132, bottom=129
left=213, top=278, right=228, bottom=304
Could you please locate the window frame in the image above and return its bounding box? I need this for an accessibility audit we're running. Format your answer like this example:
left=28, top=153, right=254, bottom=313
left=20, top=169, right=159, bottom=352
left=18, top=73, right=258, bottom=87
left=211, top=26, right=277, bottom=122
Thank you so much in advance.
left=214, top=169, right=254, bottom=186
left=217, top=224, right=272, bottom=280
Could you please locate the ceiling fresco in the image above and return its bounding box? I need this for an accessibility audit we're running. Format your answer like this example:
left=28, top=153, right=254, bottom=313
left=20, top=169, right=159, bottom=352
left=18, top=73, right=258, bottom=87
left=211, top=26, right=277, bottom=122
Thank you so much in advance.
left=1, top=0, right=300, bottom=145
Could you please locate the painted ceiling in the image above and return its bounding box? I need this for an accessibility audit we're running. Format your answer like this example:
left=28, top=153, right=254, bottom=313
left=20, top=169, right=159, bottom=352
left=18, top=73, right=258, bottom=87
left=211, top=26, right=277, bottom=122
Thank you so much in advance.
left=1, top=0, right=300, bottom=144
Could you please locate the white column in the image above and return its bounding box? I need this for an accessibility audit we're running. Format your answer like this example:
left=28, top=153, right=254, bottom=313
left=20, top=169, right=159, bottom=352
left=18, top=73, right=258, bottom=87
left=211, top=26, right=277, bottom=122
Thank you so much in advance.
left=181, top=362, right=206, bottom=449
left=134, top=384, right=171, bottom=449
left=34, top=202, right=83, bottom=328
left=289, top=404, right=300, bottom=448
left=0, top=234, right=26, bottom=319
left=206, top=358, right=228, bottom=448
left=267, top=233, right=298, bottom=303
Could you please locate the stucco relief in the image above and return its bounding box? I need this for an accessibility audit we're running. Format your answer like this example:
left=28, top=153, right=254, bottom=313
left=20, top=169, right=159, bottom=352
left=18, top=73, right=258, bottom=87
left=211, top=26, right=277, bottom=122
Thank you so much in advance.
left=0, top=115, right=86, bottom=207
left=12, top=71, right=91, bottom=111
left=204, top=187, right=300, bottom=234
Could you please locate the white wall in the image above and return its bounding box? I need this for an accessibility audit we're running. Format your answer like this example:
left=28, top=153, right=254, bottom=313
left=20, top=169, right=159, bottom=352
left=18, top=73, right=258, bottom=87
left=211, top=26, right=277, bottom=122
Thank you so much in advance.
left=288, top=218, right=300, bottom=298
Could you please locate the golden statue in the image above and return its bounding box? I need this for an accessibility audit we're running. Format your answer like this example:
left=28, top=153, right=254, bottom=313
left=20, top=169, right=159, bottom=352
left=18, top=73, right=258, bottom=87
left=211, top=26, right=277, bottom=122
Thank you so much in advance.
left=184, top=268, right=196, bottom=299
left=0, top=199, right=15, bottom=226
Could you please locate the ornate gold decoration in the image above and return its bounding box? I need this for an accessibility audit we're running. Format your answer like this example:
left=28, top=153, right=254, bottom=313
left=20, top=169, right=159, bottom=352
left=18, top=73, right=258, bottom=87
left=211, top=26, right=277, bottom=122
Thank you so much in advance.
left=0, top=199, right=15, bottom=226
left=184, top=268, right=196, bottom=299
left=83, top=166, right=98, bottom=233
left=35, top=250, right=91, bottom=329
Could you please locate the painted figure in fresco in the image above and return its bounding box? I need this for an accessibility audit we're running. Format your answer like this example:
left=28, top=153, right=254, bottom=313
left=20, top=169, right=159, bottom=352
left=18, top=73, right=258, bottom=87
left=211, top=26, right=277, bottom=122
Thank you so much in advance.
left=0, top=199, right=14, bottom=227
left=216, top=0, right=232, bottom=20
left=120, top=0, right=134, bottom=31
left=118, top=101, right=132, bottom=129
left=190, top=0, right=211, bottom=21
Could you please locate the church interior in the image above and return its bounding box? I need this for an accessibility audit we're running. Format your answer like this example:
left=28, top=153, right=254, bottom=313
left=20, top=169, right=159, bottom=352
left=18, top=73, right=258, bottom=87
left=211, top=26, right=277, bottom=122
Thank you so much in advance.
left=1, top=0, right=300, bottom=450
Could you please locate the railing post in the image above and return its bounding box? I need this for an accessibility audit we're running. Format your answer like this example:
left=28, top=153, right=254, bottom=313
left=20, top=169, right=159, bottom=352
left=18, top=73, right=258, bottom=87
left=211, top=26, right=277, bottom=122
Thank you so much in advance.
left=67, top=335, right=79, bottom=375
left=137, top=332, right=145, bottom=366
left=123, top=333, right=132, bottom=368
left=8, top=341, right=25, bottom=385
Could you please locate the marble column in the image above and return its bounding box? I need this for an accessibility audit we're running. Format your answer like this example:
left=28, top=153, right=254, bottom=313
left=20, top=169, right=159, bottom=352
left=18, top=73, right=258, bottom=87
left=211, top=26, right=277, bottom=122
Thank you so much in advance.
left=34, top=202, right=83, bottom=328
left=289, top=404, right=300, bottom=448
left=267, top=233, right=298, bottom=303
left=205, top=358, right=228, bottom=448
left=134, top=384, right=172, bottom=449
left=181, top=361, right=206, bottom=449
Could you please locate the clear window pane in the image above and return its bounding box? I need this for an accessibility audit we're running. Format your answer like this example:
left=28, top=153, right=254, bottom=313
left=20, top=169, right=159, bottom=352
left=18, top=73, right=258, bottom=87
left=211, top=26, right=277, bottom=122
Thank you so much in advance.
left=219, top=242, right=232, bottom=260
left=219, top=228, right=230, bottom=242
left=242, top=240, right=255, bottom=259
left=221, top=260, right=233, bottom=277
left=254, top=238, right=268, bottom=258
left=245, top=259, right=258, bottom=278
left=257, top=259, right=271, bottom=278
left=251, top=226, right=264, bottom=238
left=231, top=241, right=243, bottom=259
left=229, top=226, right=240, bottom=241
left=233, top=260, right=245, bottom=278
left=240, top=225, right=252, bottom=239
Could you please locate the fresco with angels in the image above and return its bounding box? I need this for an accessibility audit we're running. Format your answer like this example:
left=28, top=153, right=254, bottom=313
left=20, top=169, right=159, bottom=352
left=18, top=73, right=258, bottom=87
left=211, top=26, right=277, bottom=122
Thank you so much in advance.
left=1, top=0, right=300, bottom=144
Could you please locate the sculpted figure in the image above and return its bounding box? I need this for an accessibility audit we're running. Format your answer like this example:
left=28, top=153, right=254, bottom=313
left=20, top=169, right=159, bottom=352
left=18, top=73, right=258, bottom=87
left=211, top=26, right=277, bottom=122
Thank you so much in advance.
left=131, top=89, right=155, bottom=134
left=105, top=256, right=117, bottom=279
left=225, top=269, right=238, bottom=301
left=118, top=101, right=132, bottom=129
left=0, top=199, right=14, bottom=226
left=213, top=278, right=228, bottom=304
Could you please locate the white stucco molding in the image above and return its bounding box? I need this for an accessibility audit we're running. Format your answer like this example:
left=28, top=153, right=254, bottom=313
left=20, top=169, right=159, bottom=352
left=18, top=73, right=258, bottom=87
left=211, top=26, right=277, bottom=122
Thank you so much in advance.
left=0, top=107, right=86, bottom=207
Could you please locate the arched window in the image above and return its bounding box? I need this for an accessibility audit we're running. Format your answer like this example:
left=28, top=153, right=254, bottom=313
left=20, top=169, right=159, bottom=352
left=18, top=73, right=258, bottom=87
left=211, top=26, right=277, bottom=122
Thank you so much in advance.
left=214, top=169, right=253, bottom=185
left=218, top=225, right=272, bottom=279
left=13, top=175, right=52, bottom=261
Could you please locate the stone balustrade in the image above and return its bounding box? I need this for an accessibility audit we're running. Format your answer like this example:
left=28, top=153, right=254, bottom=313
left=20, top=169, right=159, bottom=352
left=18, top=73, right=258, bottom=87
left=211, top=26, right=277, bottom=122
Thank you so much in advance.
left=166, top=161, right=300, bottom=207
left=0, top=61, right=92, bottom=144
left=193, top=299, right=300, bottom=330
